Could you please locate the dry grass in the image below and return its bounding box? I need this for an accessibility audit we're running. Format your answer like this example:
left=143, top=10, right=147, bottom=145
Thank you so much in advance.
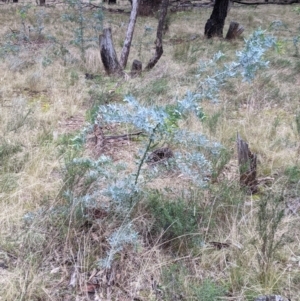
left=0, top=1, right=300, bottom=300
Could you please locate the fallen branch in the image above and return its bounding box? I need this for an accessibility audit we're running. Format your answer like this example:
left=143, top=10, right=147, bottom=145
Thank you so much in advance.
left=105, top=131, right=143, bottom=141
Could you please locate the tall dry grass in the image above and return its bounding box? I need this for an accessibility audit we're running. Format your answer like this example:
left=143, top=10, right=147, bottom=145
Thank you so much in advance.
left=0, top=1, right=300, bottom=300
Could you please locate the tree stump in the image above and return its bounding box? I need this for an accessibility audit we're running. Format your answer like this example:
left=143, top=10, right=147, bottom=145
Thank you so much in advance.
left=99, top=28, right=123, bottom=76
left=146, top=147, right=174, bottom=165
left=237, top=133, right=258, bottom=193
left=225, top=21, right=244, bottom=40
left=131, top=59, right=142, bottom=77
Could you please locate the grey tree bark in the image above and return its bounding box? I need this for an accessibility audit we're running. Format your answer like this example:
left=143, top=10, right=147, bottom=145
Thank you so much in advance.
left=100, top=0, right=167, bottom=76
left=99, top=28, right=123, bottom=75
left=145, top=0, right=169, bottom=70
left=120, top=0, right=140, bottom=69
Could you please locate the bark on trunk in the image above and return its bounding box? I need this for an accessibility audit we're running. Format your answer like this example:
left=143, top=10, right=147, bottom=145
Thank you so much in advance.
left=225, top=21, right=244, bottom=39
left=237, top=133, right=258, bottom=194
left=204, top=0, right=230, bottom=38
left=145, top=0, right=169, bottom=70
left=120, top=0, right=139, bottom=69
left=99, top=28, right=123, bottom=76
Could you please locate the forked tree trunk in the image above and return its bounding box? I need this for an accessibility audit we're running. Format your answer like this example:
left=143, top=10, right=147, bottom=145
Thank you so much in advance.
left=237, top=133, right=258, bottom=193
left=120, top=0, right=140, bottom=69
left=145, top=0, right=169, bottom=70
left=99, top=28, right=123, bottom=75
left=205, top=0, right=230, bottom=38
left=100, top=0, right=167, bottom=76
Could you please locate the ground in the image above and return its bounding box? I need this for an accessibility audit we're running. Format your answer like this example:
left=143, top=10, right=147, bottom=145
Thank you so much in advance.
left=0, top=1, right=300, bottom=300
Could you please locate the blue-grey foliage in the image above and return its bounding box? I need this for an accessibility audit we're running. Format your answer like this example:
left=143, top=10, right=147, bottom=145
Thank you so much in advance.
left=99, top=223, right=138, bottom=269
left=236, top=29, right=276, bottom=81
left=196, top=29, right=276, bottom=104
left=175, top=90, right=204, bottom=118
left=175, top=151, right=212, bottom=187
left=97, top=96, right=168, bottom=134
left=173, top=130, right=222, bottom=155
left=62, top=30, right=276, bottom=269
left=103, top=177, right=140, bottom=212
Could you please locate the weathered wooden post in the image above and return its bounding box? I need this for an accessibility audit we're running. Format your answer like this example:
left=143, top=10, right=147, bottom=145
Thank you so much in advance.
left=237, top=133, right=258, bottom=193
left=226, top=21, right=244, bottom=40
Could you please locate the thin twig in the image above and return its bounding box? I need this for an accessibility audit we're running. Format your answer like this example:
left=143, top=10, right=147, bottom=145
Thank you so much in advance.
left=134, top=126, right=158, bottom=185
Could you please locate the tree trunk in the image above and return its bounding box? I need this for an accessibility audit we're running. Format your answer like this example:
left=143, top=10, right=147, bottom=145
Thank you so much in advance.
left=237, top=133, right=258, bottom=194
left=99, top=28, right=123, bottom=76
left=204, top=0, right=230, bottom=38
left=120, top=0, right=140, bottom=69
left=39, top=0, right=45, bottom=5
left=145, top=0, right=169, bottom=70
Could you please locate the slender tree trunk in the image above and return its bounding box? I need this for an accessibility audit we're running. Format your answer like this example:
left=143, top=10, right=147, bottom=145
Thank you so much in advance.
left=145, top=0, right=169, bottom=70
left=204, top=0, right=230, bottom=38
left=120, top=0, right=140, bottom=69
left=99, top=28, right=123, bottom=75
